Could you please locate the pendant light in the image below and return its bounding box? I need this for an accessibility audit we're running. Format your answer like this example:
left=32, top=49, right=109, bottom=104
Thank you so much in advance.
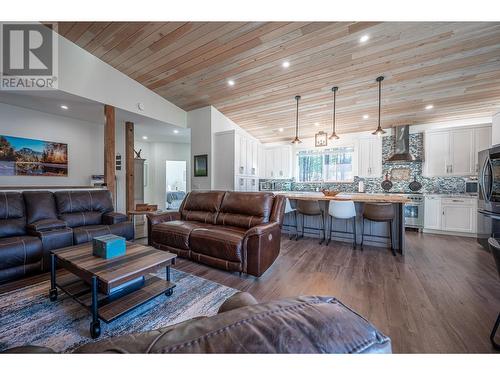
left=291, top=95, right=302, bottom=144
left=329, top=86, right=340, bottom=140
left=372, top=76, right=386, bottom=137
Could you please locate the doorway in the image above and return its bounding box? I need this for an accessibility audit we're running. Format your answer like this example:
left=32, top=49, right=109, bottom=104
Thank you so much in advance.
left=165, top=160, right=187, bottom=210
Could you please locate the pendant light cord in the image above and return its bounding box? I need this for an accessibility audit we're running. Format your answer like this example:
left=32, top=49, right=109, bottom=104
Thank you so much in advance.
left=333, top=89, right=336, bottom=134
left=378, top=78, right=381, bottom=128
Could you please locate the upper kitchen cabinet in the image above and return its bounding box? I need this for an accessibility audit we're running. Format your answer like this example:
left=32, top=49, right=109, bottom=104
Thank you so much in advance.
left=213, top=130, right=261, bottom=191
left=358, top=136, right=382, bottom=178
left=263, top=145, right=292, bottom=179
left=423, top=125, right=491, bottom=177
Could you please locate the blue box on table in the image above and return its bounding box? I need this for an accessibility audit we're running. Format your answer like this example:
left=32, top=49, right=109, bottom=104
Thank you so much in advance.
left=92, top=234, right=126, bottom=259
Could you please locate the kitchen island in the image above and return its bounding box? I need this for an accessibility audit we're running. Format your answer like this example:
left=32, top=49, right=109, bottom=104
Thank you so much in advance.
left=277, top=192, right=410, bottom=254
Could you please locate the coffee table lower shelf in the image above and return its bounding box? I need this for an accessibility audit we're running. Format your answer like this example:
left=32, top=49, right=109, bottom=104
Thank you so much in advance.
left=51, top=272, right=175, bottom=337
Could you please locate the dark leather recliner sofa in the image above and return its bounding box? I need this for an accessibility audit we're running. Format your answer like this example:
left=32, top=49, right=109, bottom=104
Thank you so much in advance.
left=0, top=190, right=133, bottom=284
left=2, top=293, right=392, bottom=354
left=147, top=191, right=286, bottom=277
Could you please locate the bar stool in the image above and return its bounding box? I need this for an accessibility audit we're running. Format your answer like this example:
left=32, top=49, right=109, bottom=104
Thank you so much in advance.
left=361, top=203, right=396, bottom=256
left=327, top=200, right=357, bottom=249
left=284, top=198, right=298, bottom=240
left=296, top=200, right=325, bottom=244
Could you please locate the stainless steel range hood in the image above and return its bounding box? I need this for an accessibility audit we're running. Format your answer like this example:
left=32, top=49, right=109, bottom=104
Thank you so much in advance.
left=386, top=125, right=418, bottom=162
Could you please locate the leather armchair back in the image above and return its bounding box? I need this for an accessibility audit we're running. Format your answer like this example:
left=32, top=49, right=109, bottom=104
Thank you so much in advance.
left=180, top=190, right=226, bottom=224
left=0, top=192, right=26, bottom=238
left=54, top=190, right=114, bottom=227
left=23, top=191, right=58, bottom=224
left=216, top=192, right=274, bottom=229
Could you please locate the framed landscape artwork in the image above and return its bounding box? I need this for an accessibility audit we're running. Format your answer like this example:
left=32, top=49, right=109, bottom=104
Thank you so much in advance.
left=0, top=135, right=68, bottom=176
left=193, top=154, right=208, bottom=177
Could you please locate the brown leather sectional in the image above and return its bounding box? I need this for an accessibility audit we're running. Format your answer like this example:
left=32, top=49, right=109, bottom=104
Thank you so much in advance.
left=147, top=191, right=286, bottom=277
left=0, top=190, right=133, bottom=284
left=4, top=293, right=391, bottom=353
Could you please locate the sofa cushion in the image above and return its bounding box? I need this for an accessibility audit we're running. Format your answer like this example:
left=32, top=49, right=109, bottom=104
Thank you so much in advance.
left=151, top=221, right=209, bottom=251
left=215, top=192, right=274, bottom=229
left=72, top=222, right=134, bottom=244
left=180, top=191, right=225, bottom=224
left=0, top=192, right=26, bottom=238
left=23, top=191, right=58, bottom=224
left=54, top=190, right=114, bottom=215
left=190, top=225, right=246, bottom=263
left=0, top=236, right=42, bottom=270
left=59, top=211, right=102, bottom=228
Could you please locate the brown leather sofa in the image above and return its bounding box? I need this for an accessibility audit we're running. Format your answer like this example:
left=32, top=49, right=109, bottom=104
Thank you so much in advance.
left=2, top=293, right=392, bottom=353
left=147, top=191, right=286, bottom=277
left=0, top=190, right=133, bottom=284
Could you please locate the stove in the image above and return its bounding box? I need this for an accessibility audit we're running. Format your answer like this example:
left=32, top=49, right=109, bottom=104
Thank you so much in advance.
left=380, top=192, right=424, bottom=229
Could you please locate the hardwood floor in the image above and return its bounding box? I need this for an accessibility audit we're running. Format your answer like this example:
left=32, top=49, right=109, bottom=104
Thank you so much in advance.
left=172, top=232, right=500, bottom=353
left=2, top=232, right=499, bottom=353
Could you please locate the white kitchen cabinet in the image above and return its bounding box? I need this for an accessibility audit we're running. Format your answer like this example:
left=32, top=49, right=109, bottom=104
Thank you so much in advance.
left=441, top=197, right=477, bottom=233
left=358, top=137, right=382, bottom=178
left=424, top=196, right=442, bottom=230
left=213, top=130, right=262, bottom=191
left=263, top=146, right=292, bottom=179
left=424, top=125, right=491, bottom=177
left=424, top=195, right=477, bottom=235
left=424, top=131, right=449, bottom=176
left=473, top=126, right=492, bottom=173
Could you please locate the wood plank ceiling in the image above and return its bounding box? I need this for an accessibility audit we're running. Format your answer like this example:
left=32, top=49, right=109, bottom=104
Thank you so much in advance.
left=54, top=22, right=500, bottom=143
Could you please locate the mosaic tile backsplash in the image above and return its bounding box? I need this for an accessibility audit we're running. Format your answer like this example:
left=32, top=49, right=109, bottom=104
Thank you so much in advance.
left=260, top=133, right=467, bottom=194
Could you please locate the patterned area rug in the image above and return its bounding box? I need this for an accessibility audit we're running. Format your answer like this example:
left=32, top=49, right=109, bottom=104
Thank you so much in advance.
left=0, top=269, right=238, bottom=353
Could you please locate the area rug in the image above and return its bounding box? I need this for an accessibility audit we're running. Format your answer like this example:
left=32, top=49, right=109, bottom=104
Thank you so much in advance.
left=0, top=269, right=238, bottom=353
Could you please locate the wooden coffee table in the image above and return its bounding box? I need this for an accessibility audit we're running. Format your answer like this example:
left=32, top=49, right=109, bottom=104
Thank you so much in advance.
left=49, top=242, right=177, bottom=339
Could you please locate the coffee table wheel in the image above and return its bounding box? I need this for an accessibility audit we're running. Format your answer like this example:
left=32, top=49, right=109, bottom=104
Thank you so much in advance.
left=90, top=321, right=101, bottom=339
left=165, top=288, right=174, bottom=297
left=49, top=288, right=58, bottom=301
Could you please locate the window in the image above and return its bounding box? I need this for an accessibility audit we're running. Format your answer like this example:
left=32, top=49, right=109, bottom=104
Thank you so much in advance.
left=297, top=146, right=354, bottom=182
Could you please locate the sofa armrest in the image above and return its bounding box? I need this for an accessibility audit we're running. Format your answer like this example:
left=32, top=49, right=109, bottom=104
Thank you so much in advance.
left=217, top=292, right=258, bottom=314
left=243, top=222, right=282, bottom=277
left=146, top=211, right=181, bottom=246
left=146, top=211, right=180, bottom=225
left=26, top=219, right=67, bottom=233
left=102, top=212, right=129, bottom=225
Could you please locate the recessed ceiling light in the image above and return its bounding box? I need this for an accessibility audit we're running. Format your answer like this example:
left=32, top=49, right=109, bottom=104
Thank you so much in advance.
left=425, top=104, right=434, bottom=110
left=282, top=61, right=290, bottom=68
left=363, top=114, right=369, bottom=119
left=278, top=127, right=284, bottom=132
left=227, top=80, right=235, bottom=86
left=60, top=105, right=68, bottom=110
left=142, top=136, right=148, bottom=140
left=314, top=122, right=320, bottom=127
left=359, top=34, right=369, bottom=43
left=173, top=129, right=179, bottom=134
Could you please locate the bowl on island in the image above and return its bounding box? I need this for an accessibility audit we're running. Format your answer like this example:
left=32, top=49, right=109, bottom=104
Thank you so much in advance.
left=321, top=189, right=340, bottom=197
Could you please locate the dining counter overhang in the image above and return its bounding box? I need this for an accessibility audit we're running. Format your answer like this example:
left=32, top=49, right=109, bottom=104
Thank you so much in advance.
left=277, top=192, right=410, bottom=254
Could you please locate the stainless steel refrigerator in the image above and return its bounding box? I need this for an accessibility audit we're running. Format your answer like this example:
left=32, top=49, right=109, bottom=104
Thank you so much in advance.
left=477, top=146, right=500, bottom=250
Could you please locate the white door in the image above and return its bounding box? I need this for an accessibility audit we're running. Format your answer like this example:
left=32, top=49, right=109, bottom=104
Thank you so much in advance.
left=449, top=128, right=474, bottom=176
left=251, top=141, right=258, bottom=176
left=474, top=127, right=492, bottom=174
left=424, top=196, right=441, bottom=230
left=424, top=132, right=449, bottom=176
left=441, top=204, right=475, bottom=233
left=281, top=147, right=291, bottom=178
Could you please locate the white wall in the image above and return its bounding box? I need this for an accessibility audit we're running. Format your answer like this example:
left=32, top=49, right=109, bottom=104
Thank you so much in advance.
left=493, top=112, right=500, bottom=147
left=0, top=102, right=103, bottom=187
left=55, top=28, right=187, bottom=129
left=187, top=107, right=212, bottom=190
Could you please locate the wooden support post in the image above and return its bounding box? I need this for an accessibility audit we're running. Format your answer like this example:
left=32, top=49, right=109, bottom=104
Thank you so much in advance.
left=125, top=121, right=134, bottom=215
left=104, top=105, right=116, bottom=204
